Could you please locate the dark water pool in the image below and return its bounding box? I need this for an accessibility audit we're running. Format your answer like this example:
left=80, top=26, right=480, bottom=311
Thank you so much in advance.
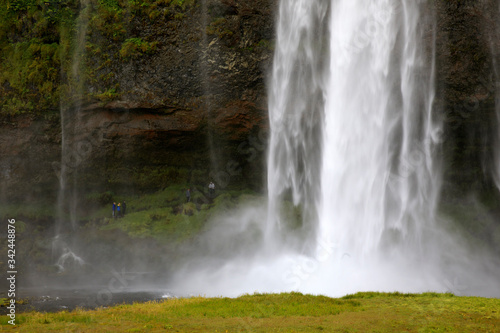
left=1, top=287, right=173, bottom=314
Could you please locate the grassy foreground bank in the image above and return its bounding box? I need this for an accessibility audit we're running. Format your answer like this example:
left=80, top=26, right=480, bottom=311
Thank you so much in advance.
left=1, top=292, right=499, bottom=332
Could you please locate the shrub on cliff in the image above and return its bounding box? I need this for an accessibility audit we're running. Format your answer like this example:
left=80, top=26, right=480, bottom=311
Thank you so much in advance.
left=119, top=37, right=158, bottom=60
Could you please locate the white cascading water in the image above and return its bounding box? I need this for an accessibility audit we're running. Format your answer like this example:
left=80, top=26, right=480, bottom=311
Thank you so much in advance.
left=170, top=0, right=500, bottom=297
left=267, top=0, right=329, bottom=248
left=317, top=0, right=441, bottom=261
left=267, top=0, right=444, bottom=294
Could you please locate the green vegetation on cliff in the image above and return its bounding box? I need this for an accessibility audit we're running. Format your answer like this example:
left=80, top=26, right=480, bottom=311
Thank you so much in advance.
left=0, top=0, right=76, bottom=114
left=119, top=37, right=158, bottom=59
left=1, top=292, right=499, bottom=332
left=97, top=185, right=260, bottom=243
left=0, top=0, right=196, bottom=115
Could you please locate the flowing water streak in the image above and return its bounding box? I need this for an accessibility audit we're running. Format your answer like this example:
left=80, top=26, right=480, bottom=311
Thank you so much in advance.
left=54, top=0, right=91, bottom=266
left=69, top=0, right=91, bottom=230
left=395, top=0, right=441, bottom=252
left=317, top=0, right=441, bottom=263
left=492, top=4, right=500, bottom=191
left=267, top=0, right=329, bottom=246
left=268, top=0, right=441, bottom=268
left=200, top=0, right=224, bottom=182
left=318, top=0, right=398, bottom=260
left=200, top=0, right=216, bottom=176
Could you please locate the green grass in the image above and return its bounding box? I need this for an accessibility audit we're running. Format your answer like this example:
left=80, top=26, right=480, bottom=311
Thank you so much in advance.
left=101, top=205, right=207, bottom=241
left=1, top=292, right=499, bottom=332
left=0, top=202, right=56, bottom=221
left=94, top=185, right=262, bottom=243
left=1, top=185, right=262, bottom=250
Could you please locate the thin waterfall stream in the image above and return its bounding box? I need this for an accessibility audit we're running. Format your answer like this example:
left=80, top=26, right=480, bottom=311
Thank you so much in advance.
left=53, top=0, right=91, bottom=272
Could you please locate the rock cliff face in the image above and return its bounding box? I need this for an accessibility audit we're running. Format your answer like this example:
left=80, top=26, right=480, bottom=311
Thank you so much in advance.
left=1, top=0, right=500, bottom=206
left=0, top=0, right=275, bottom=203
left=0, top=115, right=61, bottom=203
left=435, top=0, right=500, bottom=195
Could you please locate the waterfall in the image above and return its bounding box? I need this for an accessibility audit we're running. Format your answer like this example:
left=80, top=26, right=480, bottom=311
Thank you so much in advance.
left=269, top=0, right=441, bottom=258
left=54, top=0, right=91, bottom=269
left=267, top=0, right=444, bottom=293
left=171, top=0, right=500, bottom=297
left=493, top=5, right=500, bottom=192
left=267, top=0, right=329, bottom=247
left=317, top=0, right=441, bottom=260
left=200, top=0, right=223, bottom=184
left=495, top=86, right=500, bottom=192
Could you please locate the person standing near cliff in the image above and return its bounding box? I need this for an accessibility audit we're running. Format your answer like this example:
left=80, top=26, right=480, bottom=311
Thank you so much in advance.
left=208, top=181, right=215, bottom=198
left=112, top=202, right=116, bottom=219
left=122, top=201, right=127, bottom=216
left=186, top=189, right=191, bottom=203
left=117, top=202, right=121, bottom=217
